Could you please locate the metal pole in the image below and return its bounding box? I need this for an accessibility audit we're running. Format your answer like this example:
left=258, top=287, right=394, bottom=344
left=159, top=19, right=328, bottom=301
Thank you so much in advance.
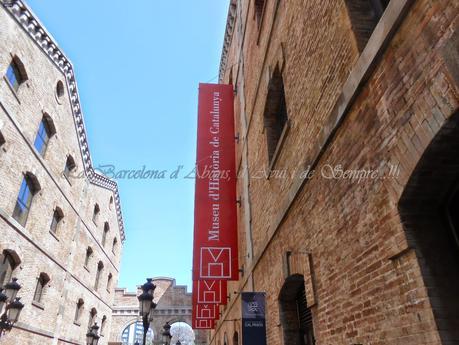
left=142, top=315, right=149, bottom=345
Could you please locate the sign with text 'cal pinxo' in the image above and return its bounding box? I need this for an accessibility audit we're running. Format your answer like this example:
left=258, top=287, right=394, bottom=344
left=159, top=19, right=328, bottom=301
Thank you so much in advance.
left=242, top=292, right=267, bottom=345
left=192, top=83, right=238, bottom=281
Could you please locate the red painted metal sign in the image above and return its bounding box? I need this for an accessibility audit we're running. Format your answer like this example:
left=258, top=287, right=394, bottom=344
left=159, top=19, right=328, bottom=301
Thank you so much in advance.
left=192, top=83, right=238, bottom=329
left=192, top=83, right=238, bottom=281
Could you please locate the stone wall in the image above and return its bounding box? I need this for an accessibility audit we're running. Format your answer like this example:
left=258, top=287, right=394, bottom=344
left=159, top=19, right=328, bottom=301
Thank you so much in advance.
left=0, top=1, right=124, bottom=344
left=110, top=278, right=208, bottom=345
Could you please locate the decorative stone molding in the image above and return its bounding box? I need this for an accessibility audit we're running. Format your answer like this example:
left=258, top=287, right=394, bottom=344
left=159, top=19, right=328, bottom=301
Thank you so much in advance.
left=2, top=0, right=125, bottom=241
left=219, top=0, right=237, bottom=83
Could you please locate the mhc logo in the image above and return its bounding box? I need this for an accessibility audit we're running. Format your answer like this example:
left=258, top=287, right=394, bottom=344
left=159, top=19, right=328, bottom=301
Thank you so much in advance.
left=195, top=303, right=218, bottom=319
left=200, top=247, right=232, bottom=279
left=193, top=319, right=214, bottom=329
left=197, top=280, right=225, bottom=304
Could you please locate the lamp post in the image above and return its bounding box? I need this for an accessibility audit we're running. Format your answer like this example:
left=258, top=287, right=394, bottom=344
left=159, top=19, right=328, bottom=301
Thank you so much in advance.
left=0, top=278, right=25, bottom=339
left=137, top=278, right=156, bottom=345
left=86, top=322, right=100, bottom=345
left=162, top=321, right=172, bottom=345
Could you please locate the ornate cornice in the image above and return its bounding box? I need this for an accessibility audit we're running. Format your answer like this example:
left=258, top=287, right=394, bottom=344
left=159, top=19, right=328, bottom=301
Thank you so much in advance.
left=219, top=0, right=237, bottom=83
left=2, top=0, right=125, bottom=241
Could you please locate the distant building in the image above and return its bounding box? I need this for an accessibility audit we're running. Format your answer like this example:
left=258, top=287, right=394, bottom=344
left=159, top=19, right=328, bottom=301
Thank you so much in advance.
left=213, top=0, right=459, bottom=345
left=110, top=278, right=207, bottom=345
left=0, top=1, right=125, bottom=344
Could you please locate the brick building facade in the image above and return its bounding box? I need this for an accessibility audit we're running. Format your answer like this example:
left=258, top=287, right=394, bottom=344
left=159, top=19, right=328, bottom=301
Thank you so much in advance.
left=212, top=0, right=459, bottom=345
left=109, top=278, right=207, bottom=345
left=0, top=1, right=125, bottom=344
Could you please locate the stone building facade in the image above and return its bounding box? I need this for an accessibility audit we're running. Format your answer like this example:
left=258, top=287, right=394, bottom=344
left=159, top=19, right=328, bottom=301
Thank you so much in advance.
left=109, top=278, right=207, bottom=345
left=0, top=1, right=125, bottom=344
left=213, top=0, right=459, bottom=345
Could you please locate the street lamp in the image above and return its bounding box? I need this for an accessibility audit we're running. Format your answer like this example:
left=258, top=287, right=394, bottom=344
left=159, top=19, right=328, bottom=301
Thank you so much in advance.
left=162, top=321, right=172, bottom=345
left=86, top=322, right=100, bottom=345
left=137, top=278, right=156, bottom=345
left=0, top=278, right=24, bottom=339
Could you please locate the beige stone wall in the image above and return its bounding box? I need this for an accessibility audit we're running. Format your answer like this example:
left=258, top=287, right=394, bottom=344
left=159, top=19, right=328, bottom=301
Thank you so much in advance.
left=110, top=278, right=208, bottom=345
left=0, top=2, right=123, bottom=345
left=213, top=0, right=459, bottom=345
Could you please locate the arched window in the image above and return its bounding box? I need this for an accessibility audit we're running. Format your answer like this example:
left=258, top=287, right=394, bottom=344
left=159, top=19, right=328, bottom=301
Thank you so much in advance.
left=55, top=80, right=65, bottom=102
left=344, top=0, right=390, bottom=52
left=100, top=315, right=107, bottom=335
left=448, top=186, right=459, bottom=248
left=63, top=155, right=76, bottom=180
left=33, top=114, right=56, bottom=157
left=84, top=247, right=93, bottom=268
left=0, top=131, right=5, bottom=147
left=50, top=207, right=64, bottom=234
left=74, top=298, right=84, bottom=323
left=233, top=331, right=239, bottom=345
left=94, top=261, right=104, bottom=290
left=106, top=273, right=113, bottom=292
left=264, top=66, right=289, bottom=167
left=112, top=237, right=118, bottom=255
left=92, top=204, right=100, bottom=225
left=170, top=322, right=195, bottom=345
left=254, top=0, right=265, bottom=26
left=5, top=55, right=27, bottom=92
left=0, top=251, right=20, bottom=287
left=109, top=196, right=114, bottom=210
left=102, top=222, right=109, bottom=247
left=13, top=172, right=40, bottom=226
left=279, top=275, right=315, bottom=345
left=88, top=307, right=97, bottom=330
left=122, top=321, right=154, bottom=344
left=33, top=272, right=50, bottom=304
left=224, top=333, right=228, bottom=345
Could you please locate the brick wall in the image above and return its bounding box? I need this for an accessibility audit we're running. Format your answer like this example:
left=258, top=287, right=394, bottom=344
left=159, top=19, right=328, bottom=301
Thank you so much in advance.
left=212, top=0, right=459, bottom=344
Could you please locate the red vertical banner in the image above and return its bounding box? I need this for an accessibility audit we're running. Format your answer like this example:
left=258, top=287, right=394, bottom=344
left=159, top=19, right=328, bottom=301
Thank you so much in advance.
left=193, top=280, right=228, bottom=305
left=192, top=83, right=238, bottom=281
left=192, top=83, right=238, bottom=330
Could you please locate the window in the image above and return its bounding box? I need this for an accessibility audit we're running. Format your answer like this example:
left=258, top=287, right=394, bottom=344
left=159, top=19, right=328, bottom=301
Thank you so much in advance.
left=0, top=131, right=5, bottom=147
left=233, top=332, right=239, bottom=345
left=102, top=222, right=109, bottom=247
left=12, top=173, right=40, bottom=226
left=106, top=273, right=112, bottom=292
left=263, top=67, right=289, bottom=166
left=63, top=155, right=76, bottom=180
left=33, top=115, right=55, bottom=157
left=344, top=0, right=390, bottom=52
left=254, top=0, right=265, bottom=26
left=95, top=261, right=104, bottom=290
left=0, top=251, right=19, bottom=287
left=84, top=247, right=93, bottom=268
left=55, top=80, right=65, bottom=102
left=448, top=186, right=459, bottom=248
left=88, top=307, right=97, bottom=330
left=74, top=299, right=84, bottom=324
left=50, top=207, right=64, bottom=234
left=109, top=196, right=114, bottom=210
left=5, top=56, right=27, bottom=92
left=100, top=315, right=107, bottom=335
left=92, top=204, right=100, bottom=225
left=33, top=273, right=50, bottom=304
left=112, top=238, right=118, bottom=255
left=279, top=275, right=315, bottom=345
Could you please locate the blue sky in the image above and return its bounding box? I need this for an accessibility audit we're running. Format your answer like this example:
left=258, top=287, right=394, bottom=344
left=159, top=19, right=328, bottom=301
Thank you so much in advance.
left=27, top=0, right=230, bottom=291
